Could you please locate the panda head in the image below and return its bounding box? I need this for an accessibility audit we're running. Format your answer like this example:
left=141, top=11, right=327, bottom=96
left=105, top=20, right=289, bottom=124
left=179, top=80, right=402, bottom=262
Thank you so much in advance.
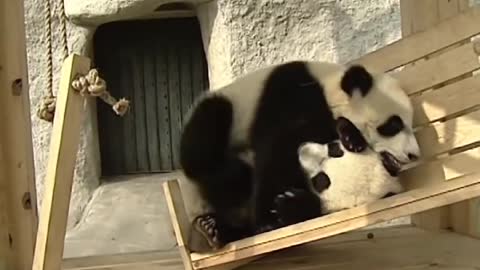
left=337, top=65, right=421, bottom=166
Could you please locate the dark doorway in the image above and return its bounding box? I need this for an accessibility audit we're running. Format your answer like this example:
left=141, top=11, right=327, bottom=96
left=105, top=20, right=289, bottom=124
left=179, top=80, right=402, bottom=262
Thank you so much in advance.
left=94, top=18, right=209, bottom=177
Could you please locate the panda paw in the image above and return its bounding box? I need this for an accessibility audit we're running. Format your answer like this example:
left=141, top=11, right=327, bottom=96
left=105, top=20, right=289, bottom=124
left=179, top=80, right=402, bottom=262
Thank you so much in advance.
left=327, top=141, right=344, bottom=158
left=336, top=117, right=368, bottom=153
left=192, top=214, right=223, bottom=250
left=272, top=189, right=321, bottom=226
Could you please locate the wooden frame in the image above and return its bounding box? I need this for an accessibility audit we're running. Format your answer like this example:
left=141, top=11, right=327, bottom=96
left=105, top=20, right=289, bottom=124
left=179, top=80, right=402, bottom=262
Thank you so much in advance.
left=0, top=0, right=39, bottom=269
left=163, top=4, right=480, bottom=270
left=25, top=1, right=480, bottom=270
left=32, top=54, right=91, bottom=270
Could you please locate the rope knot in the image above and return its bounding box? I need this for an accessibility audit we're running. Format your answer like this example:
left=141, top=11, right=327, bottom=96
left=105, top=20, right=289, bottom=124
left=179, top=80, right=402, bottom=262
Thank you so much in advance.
left=71, top=68, right=131, bottom=116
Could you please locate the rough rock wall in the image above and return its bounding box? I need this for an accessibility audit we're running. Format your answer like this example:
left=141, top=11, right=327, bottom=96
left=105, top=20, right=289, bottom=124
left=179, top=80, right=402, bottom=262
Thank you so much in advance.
left=198, top=0, right=401, bottom=88
left=24, top=0, right=101, bottom=230
left=24, top=0, right=402, bottom=230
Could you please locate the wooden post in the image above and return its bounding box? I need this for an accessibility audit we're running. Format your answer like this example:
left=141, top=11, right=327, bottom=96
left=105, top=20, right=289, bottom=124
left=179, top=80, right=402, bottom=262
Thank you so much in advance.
left=400, top=0, right=480, bottom=237
left=0, top=0, right=39, bottom=269
left=32, top=54, right=91, bottom=270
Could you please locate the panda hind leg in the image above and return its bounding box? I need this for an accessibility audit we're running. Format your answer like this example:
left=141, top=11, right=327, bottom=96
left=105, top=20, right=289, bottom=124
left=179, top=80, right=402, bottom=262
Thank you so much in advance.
left=191, top=213, right=255, bottom=251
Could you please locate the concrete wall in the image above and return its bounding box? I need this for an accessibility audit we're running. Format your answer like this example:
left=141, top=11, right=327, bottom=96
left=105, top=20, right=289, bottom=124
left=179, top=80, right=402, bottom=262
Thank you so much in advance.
left=24, top=0, right=402, bottom=230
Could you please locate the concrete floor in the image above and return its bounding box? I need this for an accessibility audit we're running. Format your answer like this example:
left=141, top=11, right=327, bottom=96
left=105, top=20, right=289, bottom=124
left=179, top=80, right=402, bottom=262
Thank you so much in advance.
left=63, top=172, right=410, bottom=259
left=63, top=172, right=181, bottom=258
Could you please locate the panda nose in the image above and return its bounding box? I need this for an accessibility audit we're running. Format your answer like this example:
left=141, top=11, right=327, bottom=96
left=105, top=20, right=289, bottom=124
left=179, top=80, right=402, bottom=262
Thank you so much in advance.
left=408, top=153, right=418, bottom=161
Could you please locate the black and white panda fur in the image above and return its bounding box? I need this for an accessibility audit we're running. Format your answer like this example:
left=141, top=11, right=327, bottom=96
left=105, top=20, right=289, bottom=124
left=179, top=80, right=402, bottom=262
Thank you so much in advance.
left=271, top=116, right=406, bottom=227
left=179, top=60, right=420, bottom=250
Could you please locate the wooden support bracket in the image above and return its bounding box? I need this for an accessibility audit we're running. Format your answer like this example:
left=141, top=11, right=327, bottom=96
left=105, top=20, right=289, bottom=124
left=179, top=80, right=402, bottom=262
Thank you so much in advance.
left=32, top=54, right=91, bottom=270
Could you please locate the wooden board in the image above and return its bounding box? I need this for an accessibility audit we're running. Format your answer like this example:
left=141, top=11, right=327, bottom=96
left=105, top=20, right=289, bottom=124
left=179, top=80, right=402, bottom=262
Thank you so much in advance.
left=32, top=54, right=91, bottom=270
left=351, top=3, right=477, bottom=72
left=401, top=147, right=480, bottom=189
left=0, top=0, right=38, bottom=269
left=414, top=109, right=480, bottom=158
left=411, top=74, right=480, bottom=126
left=397, top=1, right=480, bottom=235
left=64, top=225, right=480, bottom=270
left=163, top=181, right=194, bottom=270
left=186, top=172, right=480, bottom=269
left=393, top=40, right=480, bottom=95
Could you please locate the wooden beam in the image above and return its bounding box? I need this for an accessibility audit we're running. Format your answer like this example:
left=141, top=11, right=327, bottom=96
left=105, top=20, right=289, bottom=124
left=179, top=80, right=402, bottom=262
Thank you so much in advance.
left=163, top=180, right=194, bottom=270
left=0, top=0, right=39, bottom=269
left=190, top=172, right=480, bottom=269
left=32, top=54, right=91, bottom=270
left=399, top=0, right=480, bottom=235
left=351, top=5, right=480, bottom=72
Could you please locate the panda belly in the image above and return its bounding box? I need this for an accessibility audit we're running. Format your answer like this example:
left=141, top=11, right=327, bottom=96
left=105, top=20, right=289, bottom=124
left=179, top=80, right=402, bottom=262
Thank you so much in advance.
left=317, top=150, right=403, bottom=213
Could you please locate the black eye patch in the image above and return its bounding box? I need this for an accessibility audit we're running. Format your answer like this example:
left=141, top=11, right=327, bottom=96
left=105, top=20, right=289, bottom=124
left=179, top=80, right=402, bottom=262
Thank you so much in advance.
left=377, top=115, right=404, bottom=137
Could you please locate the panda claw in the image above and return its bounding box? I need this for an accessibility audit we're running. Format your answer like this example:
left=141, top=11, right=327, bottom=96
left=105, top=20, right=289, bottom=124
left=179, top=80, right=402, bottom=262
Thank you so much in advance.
left=193, top=214, right=222, bottom=250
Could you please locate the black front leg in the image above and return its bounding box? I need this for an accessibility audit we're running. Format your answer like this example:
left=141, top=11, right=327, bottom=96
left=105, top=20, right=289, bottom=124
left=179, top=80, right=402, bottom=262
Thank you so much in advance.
left=272, top=187, right=323, bottom=226
left=251, top=133, right=323, bottom=234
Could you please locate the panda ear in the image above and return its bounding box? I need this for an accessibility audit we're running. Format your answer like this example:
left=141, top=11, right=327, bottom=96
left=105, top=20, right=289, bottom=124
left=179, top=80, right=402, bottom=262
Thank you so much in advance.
left=340, top=65, right=373, bottom=97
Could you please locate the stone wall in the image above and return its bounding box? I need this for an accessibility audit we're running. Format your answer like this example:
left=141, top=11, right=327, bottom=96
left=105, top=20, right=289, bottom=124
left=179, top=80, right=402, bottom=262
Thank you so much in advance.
left=24, top=0, right=402, bottom=230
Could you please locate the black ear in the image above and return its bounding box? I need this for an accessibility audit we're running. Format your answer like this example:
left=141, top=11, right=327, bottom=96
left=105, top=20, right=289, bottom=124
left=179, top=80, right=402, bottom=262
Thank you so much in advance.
left=340, top=65, right=373, bottom=97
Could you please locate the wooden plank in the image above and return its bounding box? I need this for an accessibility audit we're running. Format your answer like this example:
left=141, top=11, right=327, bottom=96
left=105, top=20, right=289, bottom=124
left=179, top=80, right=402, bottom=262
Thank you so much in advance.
left=393, top=41, right=480, bottom=95
left=239, top=227, right=480, bottom=270
left=93, top=29, right=118, bottom=176
left=119, top=52, right=138, bottom=173
left=61, top=226, right=480, bottom=270
left=144, top=41, right=161, bottom=172
left=190, top=172, right=480, bottom=269
left=402, top=147, right=480, bottom=189
left=131, top=49, right=149, bottom=172
left=399, top=0, right=478, bottom=236
left=0, top=0, right=38, bottom=269
left=411, top=74, right=480, bottom=127
left=163, top=180, right=194, bottom=270
left=413, top=109, right=480, bottom=158
left=104, top=46, right=124, bottom=175
left=32, top=54, right=91, bottom=270
left=351, top=4, right=479, bottom=72
left=155, top=36, right=173, bottom=171
left=192, top=44, right=206, bottom=100
left=62, top=250, right=182, bottom=270
left=167, top=37, right=182, bottom=169
left=438, top=0, right=470, bottom=19
left=180, top=42, right=193, bottom=121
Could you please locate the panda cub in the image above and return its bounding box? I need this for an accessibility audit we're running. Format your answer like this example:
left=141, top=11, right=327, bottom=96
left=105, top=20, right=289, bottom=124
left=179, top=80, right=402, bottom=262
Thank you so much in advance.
left=273, top=116, right=404, bottom=226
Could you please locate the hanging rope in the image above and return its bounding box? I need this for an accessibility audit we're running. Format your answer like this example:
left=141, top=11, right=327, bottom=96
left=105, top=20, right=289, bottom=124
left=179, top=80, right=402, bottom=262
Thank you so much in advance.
left=37, top=0, right=56, bottom=122
left=71, top=69, right=130, bottom=116
left=37, top=0, right=130, bottom=122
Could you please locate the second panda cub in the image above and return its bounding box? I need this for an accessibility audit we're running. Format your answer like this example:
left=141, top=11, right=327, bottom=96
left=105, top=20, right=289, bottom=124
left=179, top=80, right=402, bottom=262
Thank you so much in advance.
left=273, top=117, right=404, bottom=226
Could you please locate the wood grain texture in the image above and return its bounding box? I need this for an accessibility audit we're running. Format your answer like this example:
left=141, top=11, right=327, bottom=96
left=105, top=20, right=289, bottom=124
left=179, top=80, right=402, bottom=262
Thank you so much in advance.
left=190, top=172, right=480, bottom=269
left=62, top=226, right=480, bottom=270
left=414, top=109, right=480, bottom=158
left=398, top=0, right=480, bottom=233
left=393, top=41, right=480, bottom=95
left=352, top=2, right=476, bottom=72
left=0, top=0, right=38, bottom=269
left=411, top=74, right=480, bottom=126
left=32, top=54, right=91, bottom=270
left=163, top=180, right=194, bottom=270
